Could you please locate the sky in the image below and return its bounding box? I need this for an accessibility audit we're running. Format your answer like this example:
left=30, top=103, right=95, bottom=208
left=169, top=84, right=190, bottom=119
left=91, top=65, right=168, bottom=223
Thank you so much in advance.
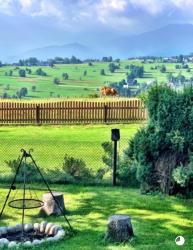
left=0, top=0, right=192, bottom=57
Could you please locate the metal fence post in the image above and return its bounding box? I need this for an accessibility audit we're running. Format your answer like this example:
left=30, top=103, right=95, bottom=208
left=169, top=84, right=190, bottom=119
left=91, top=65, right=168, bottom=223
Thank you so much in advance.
left=113, top=140, right=118, bottom=186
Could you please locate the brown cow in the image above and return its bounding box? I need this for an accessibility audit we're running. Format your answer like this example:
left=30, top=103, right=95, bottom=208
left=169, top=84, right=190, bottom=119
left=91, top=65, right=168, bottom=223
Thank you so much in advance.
left=100, top=86, right=119, bottom=97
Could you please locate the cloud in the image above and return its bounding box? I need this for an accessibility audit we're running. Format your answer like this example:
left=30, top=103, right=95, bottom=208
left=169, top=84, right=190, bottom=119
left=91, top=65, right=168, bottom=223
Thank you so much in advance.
left=32, top=0, right=64, bottom=18
left=171, top=0, right=193, bottom=9
left=99, top=0, right=127, bottom=11
left=18, top=0, right=33, bottom=11
left=95, top=0, right=129, bottom=24
left=1, top=0, right=193, bottom=34
left=0, top=0, right=14, bottom=15
left=129, top=0, right=166, bottom=15
left=0, top=0, right=193, bottom=19
left=18, top=0, right=64, bottom=18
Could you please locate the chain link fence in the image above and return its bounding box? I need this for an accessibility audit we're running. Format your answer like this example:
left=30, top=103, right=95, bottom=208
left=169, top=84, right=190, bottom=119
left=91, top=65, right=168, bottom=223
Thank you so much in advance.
left=0, top=125, right=140, bottom=186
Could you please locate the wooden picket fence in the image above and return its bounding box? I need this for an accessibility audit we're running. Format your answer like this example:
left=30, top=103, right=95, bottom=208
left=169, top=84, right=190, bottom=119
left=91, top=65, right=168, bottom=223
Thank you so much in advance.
left=0, top=99, right=147, bottom=124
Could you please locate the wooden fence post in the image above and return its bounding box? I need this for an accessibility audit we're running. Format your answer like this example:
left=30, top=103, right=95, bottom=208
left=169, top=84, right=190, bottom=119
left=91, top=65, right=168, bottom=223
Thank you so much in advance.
left=36, top=105, right=40, bottom=124
left=104, top=104, right=108, bottom=123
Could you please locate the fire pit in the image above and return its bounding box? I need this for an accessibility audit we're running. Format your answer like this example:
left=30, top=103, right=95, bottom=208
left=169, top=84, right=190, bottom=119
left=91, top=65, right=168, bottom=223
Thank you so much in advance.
left=0, top=221, right=65, bottom=248
left=0, top=149, right=73, bottom=247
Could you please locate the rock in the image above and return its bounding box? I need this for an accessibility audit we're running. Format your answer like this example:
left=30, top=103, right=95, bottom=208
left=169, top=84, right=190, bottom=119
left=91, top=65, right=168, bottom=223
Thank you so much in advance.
left=0, top=229, right=4, bottom=237
left=7, top=226, right=15, bottom=234
left=49, top=225, right=61, bottom=235
left=8, top=241, right=17, bottom=248
left=46, top=235, right=59, bottom=242
left=39, top=239, right=45, bottom=244
left=16, top=243, right=21, bottom=248
left=23, top=241, right=32, bottom=247
left=39, top=192, right=65, bottom=216
left=53, top=235, right=61, bottom=241
left=46, top=237, right=55, bottom=242
left=56, top=229, right=65, bottom=239
left=24, top=223, right=33, bottom=232
left=45, top=223, right=54, bottom=235
left=49, top=225, right=57, bottom=235
left=105, top=214, right=134, bottom=242
left=14, top=224, right=22, bottom=233
left=33, top=223, right=40, bottom=232
left=32, top=239, right=41, bottom=245
left=0, top=238, right=9, bottom=247
left=0, top=227, right=7, bottom=235
left=40, top=221, right=48, bottom=233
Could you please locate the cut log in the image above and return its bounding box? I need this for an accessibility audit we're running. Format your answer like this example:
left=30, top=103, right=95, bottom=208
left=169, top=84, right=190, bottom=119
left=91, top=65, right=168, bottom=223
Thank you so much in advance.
left=105, top=214, right=134, bottom=242
left=39, top=192, right=65, bottom=217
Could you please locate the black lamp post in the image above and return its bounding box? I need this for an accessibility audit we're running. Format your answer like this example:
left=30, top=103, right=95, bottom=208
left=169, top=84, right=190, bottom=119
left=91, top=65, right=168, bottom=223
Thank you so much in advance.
left=111, top=129, right=120, bottom=186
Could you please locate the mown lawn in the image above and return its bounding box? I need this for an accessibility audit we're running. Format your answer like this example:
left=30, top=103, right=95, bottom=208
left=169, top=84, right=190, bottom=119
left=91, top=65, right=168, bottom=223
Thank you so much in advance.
left=0, top=124, right=142, bottom=177
left=0, top=184, right=192, bottom=250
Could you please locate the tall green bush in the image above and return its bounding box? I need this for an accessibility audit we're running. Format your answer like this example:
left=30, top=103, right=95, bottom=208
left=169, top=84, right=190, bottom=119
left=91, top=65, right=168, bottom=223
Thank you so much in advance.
left=124, top=84, right=193, bottom=195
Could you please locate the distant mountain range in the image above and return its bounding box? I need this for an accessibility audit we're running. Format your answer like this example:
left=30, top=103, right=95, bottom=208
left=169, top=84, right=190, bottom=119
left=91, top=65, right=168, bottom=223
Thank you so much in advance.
left=6, top=23, right=193, bottom=62
left=112, top=23, right=193, bottom=57
left=7, top=43, right=100, bottom=62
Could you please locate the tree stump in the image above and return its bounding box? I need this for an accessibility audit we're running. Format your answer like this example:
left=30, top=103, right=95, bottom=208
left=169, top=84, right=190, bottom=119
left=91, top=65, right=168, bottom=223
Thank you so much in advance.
left=39, top=192, right=65, bottom=217
left=105, top=215, right=134, bottom=242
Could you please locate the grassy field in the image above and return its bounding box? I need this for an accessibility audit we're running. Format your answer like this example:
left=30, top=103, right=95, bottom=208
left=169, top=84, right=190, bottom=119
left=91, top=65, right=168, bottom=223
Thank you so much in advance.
left=0, top=60, right=193, bottom=99
left=0, top=184, right=192, bottom=250
left=0, top=124, right=142, bottom=177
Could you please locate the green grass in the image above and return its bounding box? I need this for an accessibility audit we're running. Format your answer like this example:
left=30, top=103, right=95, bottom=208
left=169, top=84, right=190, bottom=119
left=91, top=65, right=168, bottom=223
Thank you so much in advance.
left=0, top=184, right=192, bottom=249
left=1, top=60, right=193, bottom=99
left=0, top=124, right=142, bottom=177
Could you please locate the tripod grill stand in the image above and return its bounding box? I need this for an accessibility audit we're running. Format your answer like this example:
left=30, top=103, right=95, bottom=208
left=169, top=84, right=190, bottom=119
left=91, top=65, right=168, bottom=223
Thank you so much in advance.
left=0, top=149, right=73, bottom=240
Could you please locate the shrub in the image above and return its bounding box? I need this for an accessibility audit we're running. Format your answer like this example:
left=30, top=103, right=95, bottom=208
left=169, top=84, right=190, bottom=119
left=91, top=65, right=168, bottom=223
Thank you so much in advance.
left=62, top=73, right=69, bottom=80
left=172, top=160, right=193, bottom=188
left=5, top=158, right=41, bottom=182
left=26, top=68, right=32, bottom=74
left=124, top=84, right=193, bottom=195
left=182, top=64, right=189, bottom=69
left=160, top=65, right=166, bottom=73
left=18, top=69, right=26, bottom=77
left=100, top=69, right=105, bottom=75
left=36, top=68, right=47, bottom=76
left=88, top=94, right=99, bottom=98
left=109, top=63, right=119, bottom=73
left=175, top=64, right=181, bottom=69
left=32, top=86, right=36, bottom=92
left=117, top=159, right=139, bottom=187
left=5, top=84, right=10, bottom=90
left=62, top=154, right=92, bottom=180
left=19, top=87, right=28, bottom=97
left=95, top=168, right=108, bottom=180
left=101, top=142, right=112, bottom=169
left=2, top=92, right=8, bottom=99
left=101, top=141, right=139, bottom=186
left=53, top=77, right=60, bottom=85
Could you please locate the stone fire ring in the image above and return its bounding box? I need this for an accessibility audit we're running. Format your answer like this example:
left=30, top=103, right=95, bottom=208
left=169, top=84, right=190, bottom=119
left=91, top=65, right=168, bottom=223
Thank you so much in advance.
left=0, top=221, right=65, bottom=248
